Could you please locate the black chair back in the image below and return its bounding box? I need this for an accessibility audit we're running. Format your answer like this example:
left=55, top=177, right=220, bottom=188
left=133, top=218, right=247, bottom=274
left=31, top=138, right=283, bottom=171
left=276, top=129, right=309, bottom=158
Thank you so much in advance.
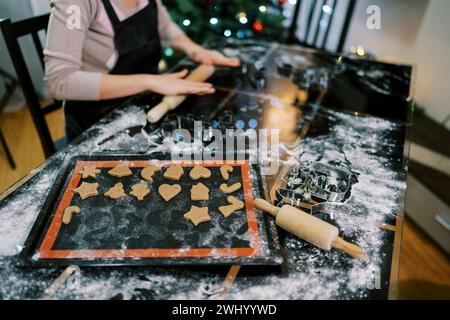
left=0, top=68, right=18, bottom=169
left=0, top=14, right=62, bottom=158
left=288, top=0, right=356, bottom=52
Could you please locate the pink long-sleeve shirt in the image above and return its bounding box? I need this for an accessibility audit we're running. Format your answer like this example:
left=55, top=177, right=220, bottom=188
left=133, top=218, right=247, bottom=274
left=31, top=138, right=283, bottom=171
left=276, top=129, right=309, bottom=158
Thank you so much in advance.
left=44, top=0, right=184, bottom=101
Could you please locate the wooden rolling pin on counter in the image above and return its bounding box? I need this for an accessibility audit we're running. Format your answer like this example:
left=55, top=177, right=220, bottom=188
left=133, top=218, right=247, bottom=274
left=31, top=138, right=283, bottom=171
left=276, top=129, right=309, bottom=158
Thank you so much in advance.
left=255, top=199, right=366, bottom=259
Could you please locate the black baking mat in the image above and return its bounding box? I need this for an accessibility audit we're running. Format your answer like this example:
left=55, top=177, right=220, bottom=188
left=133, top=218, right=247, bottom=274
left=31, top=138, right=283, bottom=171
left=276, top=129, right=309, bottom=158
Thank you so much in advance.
left=21, top=154, right=281, bottom=267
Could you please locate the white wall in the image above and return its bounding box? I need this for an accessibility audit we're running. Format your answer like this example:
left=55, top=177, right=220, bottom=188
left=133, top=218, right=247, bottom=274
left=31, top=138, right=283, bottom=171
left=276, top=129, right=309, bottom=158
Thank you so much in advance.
left=344, top=0, right=450, bottom=127
left=30, top=0, right=51, bottom=15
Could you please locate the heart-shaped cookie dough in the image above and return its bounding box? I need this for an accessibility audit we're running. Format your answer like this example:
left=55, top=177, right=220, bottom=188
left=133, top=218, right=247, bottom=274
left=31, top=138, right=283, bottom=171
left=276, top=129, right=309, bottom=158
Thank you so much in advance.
left=158, top=184, right=182, bottom=202
left=189, top=165, right=211, bottom=180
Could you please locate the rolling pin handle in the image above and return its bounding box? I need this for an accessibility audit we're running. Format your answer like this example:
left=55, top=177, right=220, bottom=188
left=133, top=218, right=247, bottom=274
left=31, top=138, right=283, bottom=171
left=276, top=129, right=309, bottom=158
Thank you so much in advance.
left=254, top=198, right=280, bottom=218
left=147, top=101, right=171, bottom=123
left=332, top=237, right=366, bottom=259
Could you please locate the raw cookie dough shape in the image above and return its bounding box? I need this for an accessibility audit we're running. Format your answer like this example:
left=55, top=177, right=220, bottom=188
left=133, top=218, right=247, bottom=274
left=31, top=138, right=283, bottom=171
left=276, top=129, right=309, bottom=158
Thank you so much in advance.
left=220, top=165, right=233, bottom=180
left=79, top=165, right=101, bottom=179
left=141, top=164, right=161, bottom=182
left=62, top=206, right=81, bottom=225
left=220, top=182, right=242, bottom=194
left=189, top=165, right=211, bottom=180
left=108, top=163, right=132, bottom=177
left=105, top=183, right=127, bottom=199
left=130, top=183, right=151, bottom=201
left=158, top=184, right=182, bottom=202
left=73, top=182, right=99, bottom=200
left=219, top=196, right=245, bottom=218
left=191, top=183, right=209, bottom=201
left=164, top=164, right=184, bottom=181
left=184, top=206, right=211, bottom=226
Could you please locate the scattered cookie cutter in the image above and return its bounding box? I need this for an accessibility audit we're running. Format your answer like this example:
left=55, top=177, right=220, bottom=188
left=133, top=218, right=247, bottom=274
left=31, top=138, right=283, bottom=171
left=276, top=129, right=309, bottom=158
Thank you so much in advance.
left=280, top=161, right=353, bottom=203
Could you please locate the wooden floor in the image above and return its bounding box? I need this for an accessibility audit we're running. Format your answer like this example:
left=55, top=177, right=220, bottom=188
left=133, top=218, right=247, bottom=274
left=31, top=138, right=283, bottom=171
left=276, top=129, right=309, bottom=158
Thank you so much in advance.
left=0, top=107, right=449, bottom=300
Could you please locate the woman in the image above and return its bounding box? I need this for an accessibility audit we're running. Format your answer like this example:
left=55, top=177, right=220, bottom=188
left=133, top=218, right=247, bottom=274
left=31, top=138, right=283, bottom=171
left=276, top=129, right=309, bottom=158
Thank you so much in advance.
left=44, top=0, right=239, bottom=140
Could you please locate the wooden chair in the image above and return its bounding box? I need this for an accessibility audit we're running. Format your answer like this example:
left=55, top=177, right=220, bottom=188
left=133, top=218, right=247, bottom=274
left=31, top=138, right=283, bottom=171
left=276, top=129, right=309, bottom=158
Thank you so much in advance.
left=0, top=67, right=17, bottom=169
left=288, top=0, right=356, bottom=52
left=0, top=14, right=63, bottom=159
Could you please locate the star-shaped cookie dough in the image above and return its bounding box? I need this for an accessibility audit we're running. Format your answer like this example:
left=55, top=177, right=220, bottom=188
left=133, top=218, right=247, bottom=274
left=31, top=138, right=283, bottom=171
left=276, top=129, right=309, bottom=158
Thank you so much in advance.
left=78, top=165, right=101, bottom=179
left=130, top=183, right=151, bottom=201
left=183, top=206, right=211, bottom=227
left=73, top=182, right=99, bottom=200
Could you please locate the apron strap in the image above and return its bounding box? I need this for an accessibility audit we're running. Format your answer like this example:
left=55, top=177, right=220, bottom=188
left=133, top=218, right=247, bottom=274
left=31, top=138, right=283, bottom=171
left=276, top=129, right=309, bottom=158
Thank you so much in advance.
left=101, top=0, right=121, bottom=27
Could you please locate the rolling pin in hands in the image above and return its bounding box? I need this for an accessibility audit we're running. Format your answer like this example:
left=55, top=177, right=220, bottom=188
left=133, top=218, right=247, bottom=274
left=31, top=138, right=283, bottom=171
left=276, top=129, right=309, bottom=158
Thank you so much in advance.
left=254, top=199, right=366, bottom=259
left=147, top=64, right=215, bottom=123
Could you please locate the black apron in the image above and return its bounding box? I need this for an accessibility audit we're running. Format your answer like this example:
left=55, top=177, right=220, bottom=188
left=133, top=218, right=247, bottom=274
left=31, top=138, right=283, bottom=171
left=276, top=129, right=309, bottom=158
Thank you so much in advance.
left=64, top=0, right=162, bottom=141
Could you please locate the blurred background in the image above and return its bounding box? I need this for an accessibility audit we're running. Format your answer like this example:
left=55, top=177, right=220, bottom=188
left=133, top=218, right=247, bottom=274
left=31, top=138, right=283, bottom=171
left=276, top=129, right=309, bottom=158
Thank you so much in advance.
left=0, top=0, right=449, bottom=299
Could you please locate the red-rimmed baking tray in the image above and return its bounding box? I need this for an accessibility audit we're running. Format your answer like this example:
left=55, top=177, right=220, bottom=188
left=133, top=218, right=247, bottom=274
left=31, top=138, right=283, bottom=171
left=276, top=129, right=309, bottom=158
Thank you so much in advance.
left=21, top=154, right=281, bottom=267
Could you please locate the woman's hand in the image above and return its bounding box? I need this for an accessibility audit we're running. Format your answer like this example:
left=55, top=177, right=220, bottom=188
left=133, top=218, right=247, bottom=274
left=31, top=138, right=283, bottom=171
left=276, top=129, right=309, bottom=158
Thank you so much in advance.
left=189, top=48, right=240, bottom=67
left=146, top=69, right=215, bottom=96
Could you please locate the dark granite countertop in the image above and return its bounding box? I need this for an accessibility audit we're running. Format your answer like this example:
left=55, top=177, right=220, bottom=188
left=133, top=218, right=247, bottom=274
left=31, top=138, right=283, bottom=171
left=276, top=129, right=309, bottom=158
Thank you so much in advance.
left=0, top=40, right=413, bottom=300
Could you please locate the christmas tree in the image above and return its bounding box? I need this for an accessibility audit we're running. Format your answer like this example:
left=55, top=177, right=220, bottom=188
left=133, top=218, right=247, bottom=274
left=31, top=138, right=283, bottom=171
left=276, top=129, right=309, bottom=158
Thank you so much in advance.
left=164, top=0, right=288, bottom=46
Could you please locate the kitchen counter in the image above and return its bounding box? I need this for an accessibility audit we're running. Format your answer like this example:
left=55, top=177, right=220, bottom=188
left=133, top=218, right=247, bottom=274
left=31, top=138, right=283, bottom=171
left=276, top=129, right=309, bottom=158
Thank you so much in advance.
left=0, top=40, right=413, bottom=300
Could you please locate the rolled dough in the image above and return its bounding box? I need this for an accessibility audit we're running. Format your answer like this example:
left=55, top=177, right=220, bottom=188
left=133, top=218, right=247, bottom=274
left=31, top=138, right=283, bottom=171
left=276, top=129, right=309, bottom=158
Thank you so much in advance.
left=108, top=163, right=132, bottom=177
left=79, top=165, right=101, bottom=179
left=62, top=206, right=81, bottom=225
left=105, top=183, right=127, bottom=199
left=219, top=196, right=245, bottom=218
left=73, top=182, right=99, bottom=200
left=189, top=165, right=211, bottom=180
left=220, top=165, right=233, bottom=180
left=220, top=182, right=242, bottom=194
left=164, top=164, right=184, bottom=181
left=141, top=164, right=160, bottom=182
left=130, top=183, right=150, bottom=201
left=159, top=184, right=182, bottom=202
left=183, top=206, right=211, bottom=226
left=191, top=183, right=209, bottom=201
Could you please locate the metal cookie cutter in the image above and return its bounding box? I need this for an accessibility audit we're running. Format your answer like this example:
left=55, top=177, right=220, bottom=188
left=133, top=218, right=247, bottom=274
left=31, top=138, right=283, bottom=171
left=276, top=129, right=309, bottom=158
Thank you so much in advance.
left=281, top=161, right=353, bottom=203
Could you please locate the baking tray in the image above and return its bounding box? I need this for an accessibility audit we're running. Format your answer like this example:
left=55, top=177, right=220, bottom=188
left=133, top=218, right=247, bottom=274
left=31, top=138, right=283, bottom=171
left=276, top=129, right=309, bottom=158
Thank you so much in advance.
left=20, top=154, right=281, bottom=267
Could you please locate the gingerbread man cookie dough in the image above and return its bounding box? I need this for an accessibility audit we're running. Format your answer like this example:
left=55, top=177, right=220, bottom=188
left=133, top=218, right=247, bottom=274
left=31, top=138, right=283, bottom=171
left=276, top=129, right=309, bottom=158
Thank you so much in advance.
left=78, top=165, right=101, bottom=179
left=130, top=183, right=151, bottom=201
left=105, top=183, right=127, bottom=200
